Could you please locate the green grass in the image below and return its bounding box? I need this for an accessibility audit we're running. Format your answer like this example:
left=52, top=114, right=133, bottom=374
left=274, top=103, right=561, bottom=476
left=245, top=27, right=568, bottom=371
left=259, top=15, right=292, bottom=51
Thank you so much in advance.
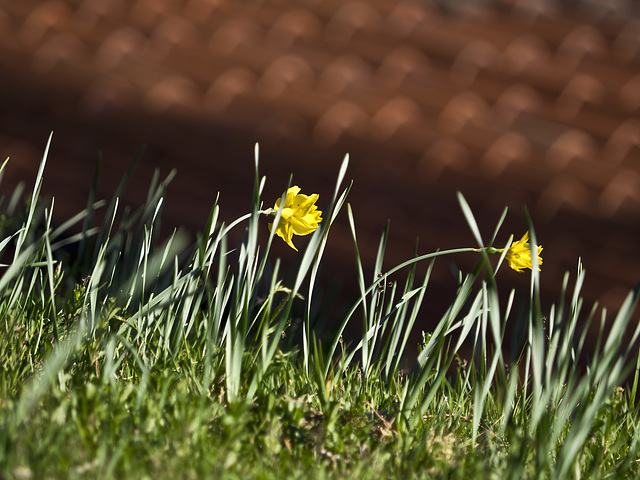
left=1, top=134, right=640, bottom=479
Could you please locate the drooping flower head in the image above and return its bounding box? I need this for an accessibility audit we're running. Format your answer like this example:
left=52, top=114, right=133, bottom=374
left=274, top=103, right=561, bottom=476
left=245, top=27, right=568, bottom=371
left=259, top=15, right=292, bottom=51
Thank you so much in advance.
left=504, top=232, right=543, bottom=273
left=269, top=186, right=322, bottom=251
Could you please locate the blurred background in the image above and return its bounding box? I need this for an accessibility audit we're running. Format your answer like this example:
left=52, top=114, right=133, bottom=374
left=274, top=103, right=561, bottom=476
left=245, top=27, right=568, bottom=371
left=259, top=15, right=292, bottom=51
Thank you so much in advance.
left=1, top=0, right=640, bottom=342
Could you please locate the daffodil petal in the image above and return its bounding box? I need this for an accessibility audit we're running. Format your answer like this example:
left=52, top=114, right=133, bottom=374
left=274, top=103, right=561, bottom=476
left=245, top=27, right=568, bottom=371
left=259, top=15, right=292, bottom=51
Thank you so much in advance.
left=269, top=186, right=322, bottom=250
left=505, top=232, right=542, bottom=273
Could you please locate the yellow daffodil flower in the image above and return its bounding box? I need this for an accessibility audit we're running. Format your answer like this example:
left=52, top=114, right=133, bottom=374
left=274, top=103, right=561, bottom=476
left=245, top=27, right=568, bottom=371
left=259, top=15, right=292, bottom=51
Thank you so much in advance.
left=268, top=186, right=322, bottom=251
left=503, top=232, right=543, bottom=273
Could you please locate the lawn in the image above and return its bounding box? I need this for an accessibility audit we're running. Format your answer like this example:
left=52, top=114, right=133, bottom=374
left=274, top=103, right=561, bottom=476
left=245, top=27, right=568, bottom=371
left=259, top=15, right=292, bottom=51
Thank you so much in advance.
left=1, top=135, right=639, bottom=479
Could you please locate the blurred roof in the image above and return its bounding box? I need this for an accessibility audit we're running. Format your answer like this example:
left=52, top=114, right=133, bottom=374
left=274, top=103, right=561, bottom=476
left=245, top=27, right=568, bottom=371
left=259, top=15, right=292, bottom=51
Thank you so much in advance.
left=1, top=0, right=640, bottom=316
